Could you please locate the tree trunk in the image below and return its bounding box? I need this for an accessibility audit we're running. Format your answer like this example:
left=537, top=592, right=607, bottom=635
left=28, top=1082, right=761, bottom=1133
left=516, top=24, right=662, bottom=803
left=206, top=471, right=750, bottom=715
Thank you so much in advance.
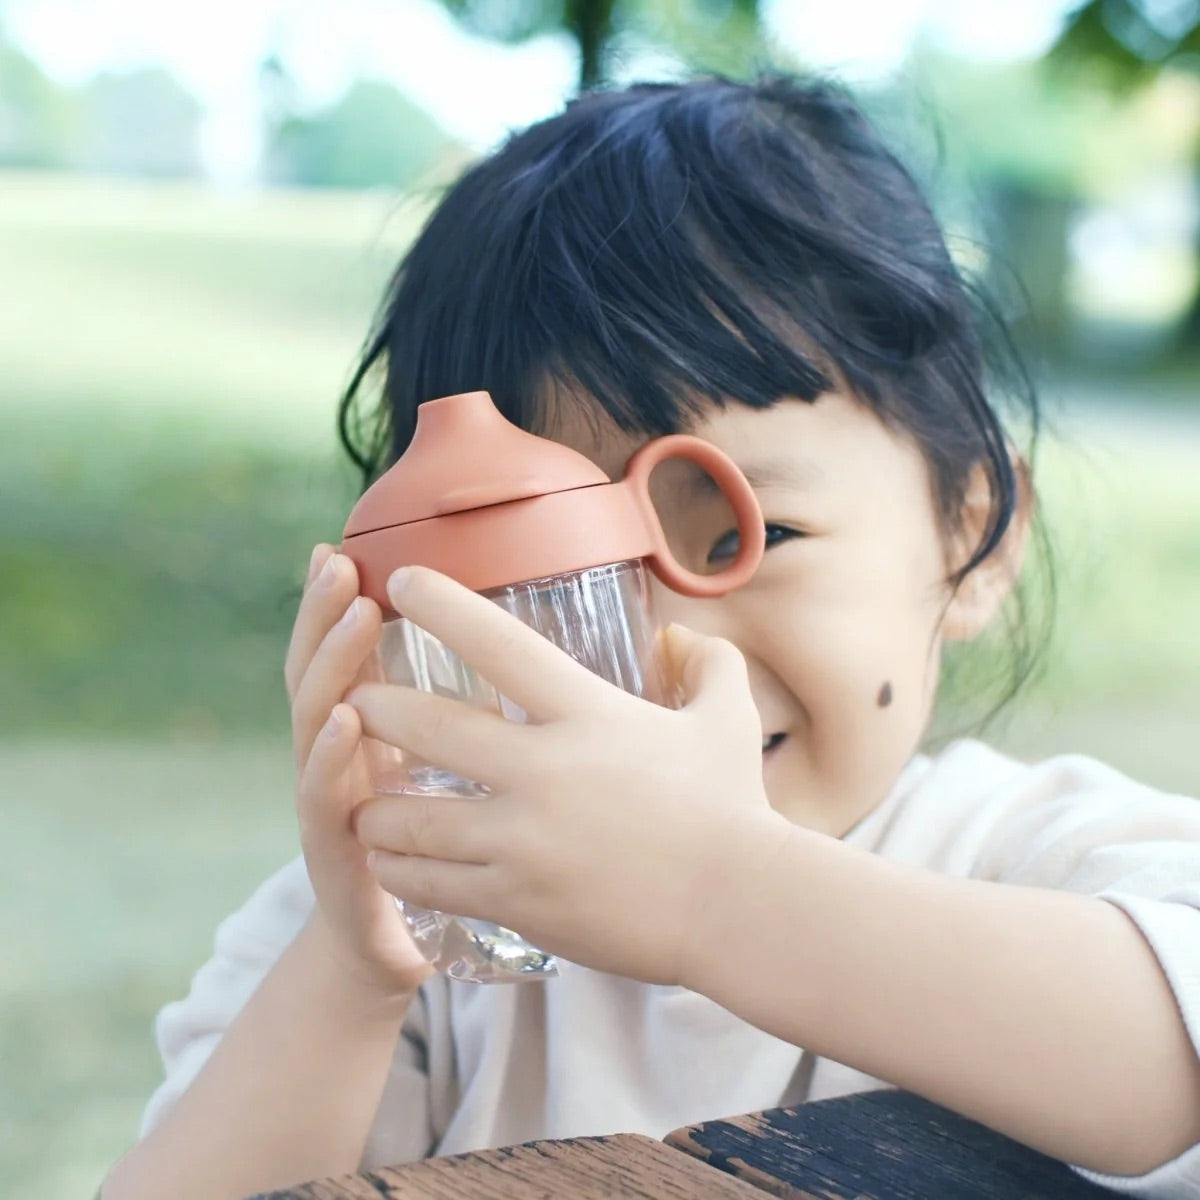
left=566, top=0, right=617, bottom=91
left=1178, top=276, right=1200, bottom=351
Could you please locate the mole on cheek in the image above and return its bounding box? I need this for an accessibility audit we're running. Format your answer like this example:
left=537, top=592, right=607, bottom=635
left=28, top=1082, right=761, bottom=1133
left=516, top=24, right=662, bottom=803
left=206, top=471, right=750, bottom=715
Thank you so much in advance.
left=877, top=682, right=893, bottom=708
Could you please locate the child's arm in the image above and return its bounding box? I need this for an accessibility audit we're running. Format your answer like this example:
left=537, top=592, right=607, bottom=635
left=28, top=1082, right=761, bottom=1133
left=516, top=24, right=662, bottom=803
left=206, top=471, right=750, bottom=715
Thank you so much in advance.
left=104, top=548, right=435, bottom=1199
left=344, top=567, right=1200, bottom=1184
left=684, top=819, right=1200, bottom=1179
left=102, top=913, right=417, bottom=1200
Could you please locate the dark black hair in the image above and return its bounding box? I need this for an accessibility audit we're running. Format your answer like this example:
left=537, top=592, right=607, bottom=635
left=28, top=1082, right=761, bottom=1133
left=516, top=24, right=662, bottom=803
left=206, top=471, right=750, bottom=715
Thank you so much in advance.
left=339, top=73, right=1050, bottom=713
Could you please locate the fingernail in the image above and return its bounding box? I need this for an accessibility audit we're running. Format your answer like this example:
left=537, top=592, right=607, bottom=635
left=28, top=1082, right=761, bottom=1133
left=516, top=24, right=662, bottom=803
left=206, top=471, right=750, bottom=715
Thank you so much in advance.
left=307, top=545, right=327, bottom=584
left=318, top=554, right=340, bottom=587
left=323, top=707, right=342, bottom=738
left=338, top=597, right=361, bottom=628
left=389, top=566, right=414, bottom=595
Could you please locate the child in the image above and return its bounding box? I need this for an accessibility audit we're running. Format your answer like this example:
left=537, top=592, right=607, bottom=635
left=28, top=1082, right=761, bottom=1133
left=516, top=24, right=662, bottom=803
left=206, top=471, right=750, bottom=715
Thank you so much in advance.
left=102, top=76, right=1200, bottom=1199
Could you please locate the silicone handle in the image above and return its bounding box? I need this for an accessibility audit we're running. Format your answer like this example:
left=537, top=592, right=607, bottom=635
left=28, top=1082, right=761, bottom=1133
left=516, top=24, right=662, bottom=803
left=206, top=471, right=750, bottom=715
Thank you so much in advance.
left=622, top=434, right=765, bottom=597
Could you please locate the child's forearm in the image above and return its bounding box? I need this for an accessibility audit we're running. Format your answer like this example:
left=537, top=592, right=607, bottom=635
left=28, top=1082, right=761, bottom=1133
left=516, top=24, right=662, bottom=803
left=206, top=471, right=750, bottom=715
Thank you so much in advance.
left=685, top=817, right=1200, bottom=1178
left=101, top=912, right=416, bottom=1200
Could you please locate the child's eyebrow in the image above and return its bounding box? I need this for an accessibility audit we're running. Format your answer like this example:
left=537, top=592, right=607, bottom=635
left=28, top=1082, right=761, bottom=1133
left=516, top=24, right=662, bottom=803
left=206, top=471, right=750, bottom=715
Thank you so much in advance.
left=679, top=456, right=825, bottom=497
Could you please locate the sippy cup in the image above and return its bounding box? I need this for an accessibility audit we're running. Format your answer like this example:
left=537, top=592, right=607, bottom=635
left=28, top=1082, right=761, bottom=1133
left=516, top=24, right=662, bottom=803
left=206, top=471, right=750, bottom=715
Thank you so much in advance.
left=340, top=390, right=764, bottom=984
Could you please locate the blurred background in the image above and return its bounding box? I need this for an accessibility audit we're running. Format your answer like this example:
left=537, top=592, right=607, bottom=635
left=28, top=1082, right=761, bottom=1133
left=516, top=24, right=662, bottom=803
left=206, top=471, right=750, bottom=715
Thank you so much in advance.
left=2, top=0, right=1198, bottom=1194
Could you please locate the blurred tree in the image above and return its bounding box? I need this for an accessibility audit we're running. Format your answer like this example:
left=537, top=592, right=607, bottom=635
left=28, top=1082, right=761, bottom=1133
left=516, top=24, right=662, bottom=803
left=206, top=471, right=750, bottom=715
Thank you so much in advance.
left=890, top=48, right=1118, bottom=358
left=266, top=78, right=452, bottom=189
left=1048, top=0, right=1200, bottom=349
left=0, top=35, right=81, bottom=167
left=437, top=0, right=764, bottom=90
left=78, top=68, right=201, bottom=177
left=0, top=43, right=201, bottom=177
left=1050, top=1, right=1200, bottom=84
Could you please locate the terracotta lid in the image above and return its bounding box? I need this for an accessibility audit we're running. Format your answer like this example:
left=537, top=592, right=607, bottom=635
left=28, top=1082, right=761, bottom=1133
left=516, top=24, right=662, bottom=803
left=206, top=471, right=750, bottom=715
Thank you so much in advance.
left=343, top=391, right=609, bottom=537
left=340, top=389, right=766, bottom=606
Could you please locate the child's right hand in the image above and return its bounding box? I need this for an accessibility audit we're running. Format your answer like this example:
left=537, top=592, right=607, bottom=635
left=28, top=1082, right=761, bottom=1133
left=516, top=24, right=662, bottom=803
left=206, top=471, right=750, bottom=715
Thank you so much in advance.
left=285, top=544, right=435, bottom=999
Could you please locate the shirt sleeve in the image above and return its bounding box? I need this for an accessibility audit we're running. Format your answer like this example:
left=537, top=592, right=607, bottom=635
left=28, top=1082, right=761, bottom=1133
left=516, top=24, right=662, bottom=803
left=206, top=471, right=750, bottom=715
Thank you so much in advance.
left=972, top=758, right=1200, bottom=1198
left=139, top=856, right=435, bottom=1164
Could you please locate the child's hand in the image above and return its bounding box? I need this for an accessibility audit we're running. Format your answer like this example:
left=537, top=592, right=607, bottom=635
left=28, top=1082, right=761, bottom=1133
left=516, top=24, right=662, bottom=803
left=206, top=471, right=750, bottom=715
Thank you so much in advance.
left=349, top=566, right=791, bottom=989
left=285, top=546, right=435, bottom=998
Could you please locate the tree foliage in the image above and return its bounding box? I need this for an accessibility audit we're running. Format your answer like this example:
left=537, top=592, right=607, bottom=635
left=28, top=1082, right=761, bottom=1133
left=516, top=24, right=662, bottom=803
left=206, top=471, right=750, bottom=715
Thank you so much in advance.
left=0, top=36, right=81, bottom=168
left=79, top=68, right=202, bottom=177
left=1049, top=0, right=1200, bottom=86
left=438, top=0, right=763, bottom=90
left=1048, top=1, right=1200, bottom=348
left=0, top=38, right=201, bottom=175
left=267, top=79, right=452, bottom=190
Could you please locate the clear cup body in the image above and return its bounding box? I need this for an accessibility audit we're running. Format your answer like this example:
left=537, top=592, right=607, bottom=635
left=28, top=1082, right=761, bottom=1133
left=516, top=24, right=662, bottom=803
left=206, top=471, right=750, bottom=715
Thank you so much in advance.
left=365, top=559, right=677, bottom=983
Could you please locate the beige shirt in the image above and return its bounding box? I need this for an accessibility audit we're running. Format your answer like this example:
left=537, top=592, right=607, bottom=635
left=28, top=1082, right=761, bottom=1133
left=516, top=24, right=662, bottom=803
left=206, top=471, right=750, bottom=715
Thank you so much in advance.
left=142, top=740, right=1200, bottom=1196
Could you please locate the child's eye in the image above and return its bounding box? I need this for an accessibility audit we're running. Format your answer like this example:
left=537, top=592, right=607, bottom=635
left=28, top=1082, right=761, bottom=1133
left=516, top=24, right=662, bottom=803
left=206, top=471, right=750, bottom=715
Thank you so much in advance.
left=707, top=523, right=802, bottom=565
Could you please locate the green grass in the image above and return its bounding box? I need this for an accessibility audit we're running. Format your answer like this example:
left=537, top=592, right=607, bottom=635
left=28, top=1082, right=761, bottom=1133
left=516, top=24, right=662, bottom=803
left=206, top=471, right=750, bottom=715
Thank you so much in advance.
left=2, top=411, right=356, bottom=738
left=0, top=170, right=421, bottom=439
left=953, top=427, right=1200, bottom=704
left=2, top=170, right=1200, bottom=1197
left=0, top=740, right=297, bottom=1199
left=0, top=170, right=413, bottom=738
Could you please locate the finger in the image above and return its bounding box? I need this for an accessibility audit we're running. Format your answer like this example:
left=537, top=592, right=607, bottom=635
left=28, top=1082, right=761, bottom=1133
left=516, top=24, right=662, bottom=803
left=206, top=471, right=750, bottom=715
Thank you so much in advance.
left=292, top=594, right=382, bottom=767
left=355, top=791, right=503, bottom=865
left=297, top=702, right=364, bottom=847
left=348, top=681, right=533, bottom=787
left=367, top=849, right=505, bottom=923
left=665, top=624, right=753, bottom=712
left=387, top=566, right=619, bottom=721
left=306, top=543, right=334, bottom=587
left=285, top=551, right=360, bottom=702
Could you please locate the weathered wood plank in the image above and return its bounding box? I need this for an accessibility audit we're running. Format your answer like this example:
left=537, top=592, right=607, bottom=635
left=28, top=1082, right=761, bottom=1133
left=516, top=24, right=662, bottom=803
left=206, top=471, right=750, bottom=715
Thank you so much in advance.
left=251, top=1132, right=768, bottom=1199
left=664, top=1091, right=1124, bottom=1199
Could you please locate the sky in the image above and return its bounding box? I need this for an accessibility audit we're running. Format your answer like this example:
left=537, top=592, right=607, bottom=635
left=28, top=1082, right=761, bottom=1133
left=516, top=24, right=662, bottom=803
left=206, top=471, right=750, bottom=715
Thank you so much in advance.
left=4, top=0, right=1078, bottom=182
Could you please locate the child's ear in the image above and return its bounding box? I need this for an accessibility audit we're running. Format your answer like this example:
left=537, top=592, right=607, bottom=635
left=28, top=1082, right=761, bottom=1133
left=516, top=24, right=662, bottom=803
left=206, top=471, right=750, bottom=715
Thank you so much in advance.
left=940, top=457, right=1033, bottom=643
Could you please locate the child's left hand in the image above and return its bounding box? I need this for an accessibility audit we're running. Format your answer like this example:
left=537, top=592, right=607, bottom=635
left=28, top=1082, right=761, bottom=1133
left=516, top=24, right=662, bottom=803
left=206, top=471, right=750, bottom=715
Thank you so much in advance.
left=349, top=566, right=789, bottom=988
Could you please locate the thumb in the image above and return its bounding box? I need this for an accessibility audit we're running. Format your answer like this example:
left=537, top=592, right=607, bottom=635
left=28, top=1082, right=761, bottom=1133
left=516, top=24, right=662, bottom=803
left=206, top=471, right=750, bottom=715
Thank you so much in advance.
left=662, top=623, right=752, bottom=709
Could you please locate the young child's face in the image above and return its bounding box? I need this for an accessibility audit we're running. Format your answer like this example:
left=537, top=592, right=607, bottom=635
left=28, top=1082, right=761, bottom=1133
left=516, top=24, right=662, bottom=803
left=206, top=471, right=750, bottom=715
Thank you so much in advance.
left=552, top=390, right=976, bottom=837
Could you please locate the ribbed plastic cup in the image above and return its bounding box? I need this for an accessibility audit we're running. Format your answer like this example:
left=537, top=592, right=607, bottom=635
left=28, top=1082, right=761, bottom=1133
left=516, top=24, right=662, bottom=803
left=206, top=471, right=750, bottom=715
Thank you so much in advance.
left=368, top=560, right=677, bottom=983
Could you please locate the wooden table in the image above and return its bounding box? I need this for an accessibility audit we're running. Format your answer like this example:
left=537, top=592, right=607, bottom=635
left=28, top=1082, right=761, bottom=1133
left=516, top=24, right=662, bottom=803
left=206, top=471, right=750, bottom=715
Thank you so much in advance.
left=254, top=1090, right=1126, bottom=1199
